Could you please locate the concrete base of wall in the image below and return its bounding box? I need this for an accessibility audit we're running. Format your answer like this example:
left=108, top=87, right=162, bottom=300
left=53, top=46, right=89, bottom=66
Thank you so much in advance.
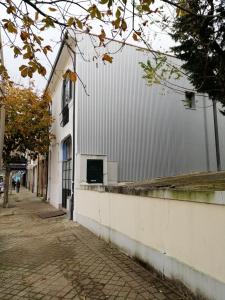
left=75, top=213, right=225, bottom=300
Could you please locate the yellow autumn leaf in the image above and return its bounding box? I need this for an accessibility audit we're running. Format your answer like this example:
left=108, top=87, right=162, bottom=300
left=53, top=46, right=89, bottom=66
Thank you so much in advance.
left=48, top=7, right=57, bottom=12
left=75, top=18, right=83, bottom=29
left=4, top=20, right=17, bottom=34
left=102, top=53, right=113, bottom=63
left=67, top=17, right=75, bottom=27
left=99, top=29, right=106, bottom=45
left=133, top=33, right=138, bottom=41
left=35, top=11, right=39, bottom=21
left=69, top=71, right=77, bottom=82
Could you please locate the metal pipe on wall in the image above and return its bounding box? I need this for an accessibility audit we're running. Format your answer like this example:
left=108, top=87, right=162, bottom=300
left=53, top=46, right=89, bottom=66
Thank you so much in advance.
left=70, top=50, right=76, bottom=220
left=203, top=96, right=210, bottom=171
left=212, top=100, right=221, bottom=171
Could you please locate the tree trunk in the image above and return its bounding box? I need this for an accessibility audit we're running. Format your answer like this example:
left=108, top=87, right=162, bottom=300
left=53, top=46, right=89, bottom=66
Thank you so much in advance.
left=44, top=153, right=48, bottom=202
left=3, top=166, right=10, bottom=208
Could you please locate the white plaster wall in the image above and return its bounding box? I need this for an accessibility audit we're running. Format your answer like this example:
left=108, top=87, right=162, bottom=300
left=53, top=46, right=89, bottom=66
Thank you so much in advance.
left=75, top=189, right=225, bottom=299
left=47, top=48, right=74, bottom=209
left=48, top=143, right=61, bottom=208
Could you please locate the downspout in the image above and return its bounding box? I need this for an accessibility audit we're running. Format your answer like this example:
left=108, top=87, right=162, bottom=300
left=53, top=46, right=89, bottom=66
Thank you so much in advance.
left=212, top=100, right=221, bottom=171
left=203, top=95, right=210, bottom=171
left=70, top=52, right=76, bottom=220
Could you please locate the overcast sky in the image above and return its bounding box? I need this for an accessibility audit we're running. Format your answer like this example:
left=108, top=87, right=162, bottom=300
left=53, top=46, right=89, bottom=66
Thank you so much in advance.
left=2, top=27, right=61, bottom=92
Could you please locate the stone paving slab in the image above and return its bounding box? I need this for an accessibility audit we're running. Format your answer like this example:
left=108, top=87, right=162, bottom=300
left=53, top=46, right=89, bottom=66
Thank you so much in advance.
left=0, top=188, right=200, bottom=300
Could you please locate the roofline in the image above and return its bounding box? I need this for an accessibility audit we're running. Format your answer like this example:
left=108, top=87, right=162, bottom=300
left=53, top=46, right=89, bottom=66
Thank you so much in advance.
left=45, top=31, right=175, bottom=91
left=85, top=31, right=175, bottom=58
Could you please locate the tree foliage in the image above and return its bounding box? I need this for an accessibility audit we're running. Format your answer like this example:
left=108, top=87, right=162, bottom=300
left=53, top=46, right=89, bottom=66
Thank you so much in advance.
left=0, top=0, right=217, bottom=82
left=0, top=84, right=54, bottom=207
left=171, top=0, right=225, bottom=105
left=2, top=85, right=53, bottom=162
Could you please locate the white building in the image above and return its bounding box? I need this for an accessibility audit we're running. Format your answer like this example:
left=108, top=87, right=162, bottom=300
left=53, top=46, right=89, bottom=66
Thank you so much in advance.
left=45, top=33, right=225, bottom=299
left=46, top=33, right=225, bottom=214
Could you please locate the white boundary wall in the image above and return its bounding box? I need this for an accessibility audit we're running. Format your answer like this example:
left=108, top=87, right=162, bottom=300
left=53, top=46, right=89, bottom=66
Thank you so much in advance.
left=75, top=189, right=225, bottom=300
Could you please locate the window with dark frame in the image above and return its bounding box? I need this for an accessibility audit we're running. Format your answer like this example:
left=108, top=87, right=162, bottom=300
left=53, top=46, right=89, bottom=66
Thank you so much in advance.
left=184, top=91, right=196, bottom=109
left=61, top=79, right=72, bottom=126
left=62, top=138, right=72, bottom=161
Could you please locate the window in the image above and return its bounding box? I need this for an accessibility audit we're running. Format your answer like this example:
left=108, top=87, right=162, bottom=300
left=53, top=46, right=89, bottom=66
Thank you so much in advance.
left=62, top=137, right=72, bottom=160
left=62, top=137, right=72, bottom=209
left=61, top=79, right=72, bottom=126
left=62, top=78, right=72, bottom=107
left=184, top=91, right=196, bottom=109
left=87, top=159, right=103, bottom=184
left=61, top=104, right=69, bottom=127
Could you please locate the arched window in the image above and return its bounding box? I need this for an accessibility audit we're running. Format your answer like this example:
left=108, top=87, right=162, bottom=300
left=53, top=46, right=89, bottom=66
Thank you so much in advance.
left=62, top=136, right=72, bottom=161
left=61, top=79, right=72, bottom=126
left=62, top=79, right=72, bottom=109
left=62, top=136, right=72, bottom=209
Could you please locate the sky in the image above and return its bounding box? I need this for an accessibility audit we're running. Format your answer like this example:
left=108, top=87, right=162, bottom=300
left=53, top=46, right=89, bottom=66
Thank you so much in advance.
left=2, top=27, right=61, bottom=92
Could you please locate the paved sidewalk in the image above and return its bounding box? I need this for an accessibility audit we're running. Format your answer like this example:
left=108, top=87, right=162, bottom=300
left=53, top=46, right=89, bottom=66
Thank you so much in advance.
left=0, top=188, right=199, bottom=300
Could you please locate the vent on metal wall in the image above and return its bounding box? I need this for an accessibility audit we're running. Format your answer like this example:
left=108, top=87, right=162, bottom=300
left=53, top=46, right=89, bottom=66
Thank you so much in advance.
left=183, top=91, right=196, bottom=109
left=87, top=159, right=103, bottom=184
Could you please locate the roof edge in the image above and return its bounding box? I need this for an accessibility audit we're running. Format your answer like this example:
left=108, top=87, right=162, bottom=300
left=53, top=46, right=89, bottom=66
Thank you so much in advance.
left=45, top=30, right=175, bottom=92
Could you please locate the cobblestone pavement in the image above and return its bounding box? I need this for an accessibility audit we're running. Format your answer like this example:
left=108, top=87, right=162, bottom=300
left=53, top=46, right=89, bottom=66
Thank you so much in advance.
left=0, top=188, right=198, bottom=300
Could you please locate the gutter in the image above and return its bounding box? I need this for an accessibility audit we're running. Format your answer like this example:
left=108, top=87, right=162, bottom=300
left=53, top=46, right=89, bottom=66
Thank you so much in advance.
left=70, top=50, right=76, bottom=220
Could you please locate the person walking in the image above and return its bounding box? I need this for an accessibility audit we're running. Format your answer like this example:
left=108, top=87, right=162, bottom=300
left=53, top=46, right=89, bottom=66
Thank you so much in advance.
left=16, top=180, right=20, bottom=193
left=12, top=179, right=16, bottom=190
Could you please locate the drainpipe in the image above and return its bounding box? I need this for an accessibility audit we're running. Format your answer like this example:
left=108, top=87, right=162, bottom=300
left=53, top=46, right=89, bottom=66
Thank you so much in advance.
left=212, top=100, right=221, bottom=171
left=70, top=52, right=76, bottom=220
left=203, top=96, right=210, bottom=171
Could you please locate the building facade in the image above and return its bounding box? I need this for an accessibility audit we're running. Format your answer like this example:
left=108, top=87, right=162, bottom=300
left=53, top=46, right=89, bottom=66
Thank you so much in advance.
left=27, top=155, right=48, bottom=198
left=46, top=33, right=225, bottom=212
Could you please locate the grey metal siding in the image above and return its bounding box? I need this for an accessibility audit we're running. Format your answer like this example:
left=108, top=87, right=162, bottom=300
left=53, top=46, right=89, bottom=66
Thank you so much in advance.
left=76, top=35, right=224, bottom=182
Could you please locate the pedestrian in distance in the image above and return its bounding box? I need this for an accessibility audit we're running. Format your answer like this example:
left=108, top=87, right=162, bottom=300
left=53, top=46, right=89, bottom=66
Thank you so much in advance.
left=12, top=179, right=16, bottom=190
left=16, top=180, right=20, bottom=193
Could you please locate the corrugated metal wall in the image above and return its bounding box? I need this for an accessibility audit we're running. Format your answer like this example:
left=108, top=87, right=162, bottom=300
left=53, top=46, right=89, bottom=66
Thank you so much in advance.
left=76, top=34, right=225, bottom=182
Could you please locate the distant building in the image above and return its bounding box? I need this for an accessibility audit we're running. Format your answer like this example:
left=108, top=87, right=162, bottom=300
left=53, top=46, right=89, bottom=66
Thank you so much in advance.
left=27, top=155, right=48, bottom=198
